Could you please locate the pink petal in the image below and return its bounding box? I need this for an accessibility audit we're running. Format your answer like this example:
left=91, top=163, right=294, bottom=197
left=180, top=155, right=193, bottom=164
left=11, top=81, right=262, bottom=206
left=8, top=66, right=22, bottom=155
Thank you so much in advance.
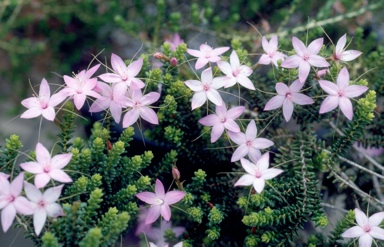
left=248, top=148, right=262, bottom=162
left=292, top=37, right=306, bottom=57
left=223, top=119, right=240, bottom=132
left=73, top=94, right=86, bottom=110
left=319, top=96, right=339, bottom=114
left=368, top=212, right=384, bottom=226
left=85, top=64, right=100, bottom=78
left=341, top=226, right=365, bottom=238
left=340, top=50, right=362, bottom=62
left=211, top=124, right=225, bottom=142
left=33, top=208, right=47, bottom=236
left=355, top=208, right=368, bottom=226
left=42, top=107, right=56, bottom=121
left=339, top=97, right=353, bottom=120
left=256, top=152, right=270, bottom=171
left=195, top=57, right=209, bottom=70
left=228, top=131, right=245, bottom=145
left=21, top=97, right=39, bottom=109
left=359, top=233, right=372, bottom=247
left=113, top=82, right=128, bottom=101
left=212, top=47, right=230, bottom=56
left=140, top=107, right=159, bottom=125
left=211, top=77, right=229, bottom=89
left=43, top=184, right=64, bottom=203
left=258, top=54, right=272, bottom=65
left=234, top=174, right=255, bottom=187
left=261, top=36, right=270, bottom=53
left=264, top=95, right=285, bottom=111
left=48, top=169, right=72, bottom=183
left=344, top=85, right=368, bottom=98
left=245, top=120, right=257, bottom=139
left=45, top=203, right=64, bottom=217
left=239, top=65, right=252, bottom=76
left=34, top=173, right=51, bottom=189
left=155, top=179, right=165, bottom=199
left=20, top=108, right=43, bottom=119
left=14, top=196, right=34, bottom=215
left=291, top=93, right=314, bottom=105
left=51, top=153, right=72, bottom=169
left=318, top=80, right=339, bottom=95
left=275, top=83, right=289, bottom=95
left=262, top=168, right=283, bottom=180
left=307, top=55, right=329, bottom=67
left=24, top=182, right=42, bottom=202
left=136, top=192, right=158, bottom=204
left=201, top=68, right=213, bottom=84
left=269, top=35, right=278, bottom=50
left=281, top=55, right=302, bottom=68
left=370, top=226, right=384, bottom=240
left=160, top=204, right=172, bottom=221
left=98, top=73, right=123, bottom=83
left=335, top=34, right=346, bottom=55
left=187, top=48, right=202, bottom=57
left=63, top=76, right=77, bottom=89
left=236, top=75, right=255, bottom=90
left=89, top=98, right=111, bottom=112
left=282, top=99, right=294, bottom=122
left=231, top=145, right=249, bottom=162
left=110, top=102, right=122, bottom=123
left=307, top=38, right=323, bottom=55
left=49, top=92, right=67, bottom=107
left=217, top=61, right=232, bottom=76
left=191, top=92, right=207, bottom=110
left=206, top=89, right=223, bottom=106
left=39, top=78, right=51, bottom=99
left=298, top=62, right=310, bottom=83
left=240, top=158, right=256, bottom=175
left=185, top=80, right=203, bottom=92
left=164, top=191, right=186, bottom=205
left=111, top=53, right=127, bottom=75
left=252, top=138, right=274, bottom=149
left=337, top=67, right=350, bottom=89
left=1, top=204, right=16, bottom=232
left=10, top=172, right=24, bottom=197
left=145, top=205, right=161, bottom=224
left=253, top=178, right=265, bottom=194
left=20, top=161, right=44, bottom=174
left=127, top=58, right=143, bottom=77
left=122, top=108, right=140, bottom=127
left=226, top=106, right=245, bottom=119
left=199, top=115, right=220, bottom=126
left=230, top=51, right=240, bottom=69
left=141, top=92, right=160, bottom=105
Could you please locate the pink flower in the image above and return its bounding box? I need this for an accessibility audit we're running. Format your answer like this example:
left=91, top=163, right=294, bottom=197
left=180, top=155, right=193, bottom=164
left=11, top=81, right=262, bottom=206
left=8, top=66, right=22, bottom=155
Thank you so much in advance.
left=89, top=82, right=130, bottom=124
left=165, top=33, right=184, bottom=51
left=136, top=179, right=185, bottom=225
left=234, top=153, right=283, bottom=193
left=264, top=79, right=314, bottom=122
left=145, top=220, right=185, bottom=247
left=341, top=208, right=384, bottom=247
left=258, top=35, right=287, bottom=67
left=20, top=143, right=72, bottom=189
left=0, top=173, right=34, bottom=232
left=198, top=104, right=245, bottom=143
left=281, top=37, right=330, bottom=83
left=318, top=67, right=368, bottom=120
left=228, top=120, right=274, bottom=162
left=217, top=50, right=255, bottom=90
left=24, top=182, right=64, bottom=236
left=187, top=43, right=229, bottom=70
left=332, top=34, right=362, bottom=62
left=99, top=54, right=145, bottom=94
left=61, top=64, right=101, bottom=110
left=135, top=207, right=152, bottom=236
left=21, top=78, right=67, bottom=121
left=184, top=67, right=227, bottom=110
left=122, top=89, right=160, bottom=128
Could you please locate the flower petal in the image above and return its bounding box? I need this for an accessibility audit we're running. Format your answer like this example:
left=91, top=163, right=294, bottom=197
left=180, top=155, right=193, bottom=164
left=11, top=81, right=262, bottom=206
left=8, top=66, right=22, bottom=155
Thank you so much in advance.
left=141, top=92, right=160, bottom=106
left=307, top=55, right=329, bottom=67
left=127, top=58, right=143, bottom=77
left=51, top=154, right=72, bottom=169
left=155, top=179, right=165, bottom=199
left=335, top=34, right=346, bottom=55
left=234, top=174, right=255, bottom=187
left=34, top=173, right=51, bottom=189
left=355, top=208, right=368, bottom=227
left=253, top=178, right=265, bottom=194
left=191, top=92, right=207, bottom=110
left=145, top=205, right=161, bottom=224
left=206, top=89, right=223, bottom=106
left=20, top=161, right=44, bottom=174
left=282, top=99, right=294, bottom=122
left=236, top=75, right=255, bottom=90
left=24, top=182, right=42, bottom=202
left=195, top=57, right=209, bottom=70
left=42, top=107, right=56, bottom=121
left=319, top=96, right=339, bottom=114
left=340, top=50, right=362, bottom=62
left=231, top=145, right=249, bottom=162
left=228, top=131, right=245, bottom=145
left=291, top=93, right=314, bottom=105
left=140, top=107, right=159, bottom=125
left=298, top=61, right=310, bottom=83
left=111, top=53, right=127, bottom=75
left=48, top=169, right=72, bottom=183
left=318, top=80, right=339, bottom=95
left=337, top=67, right=350, bottom=89
left=292, top=37, right=306, bottom=57
left=10, top=172, right=24, bottom=197
left=281, top=55, right=302, bottom=68
left=20, top=108, right=43, bottom=119
left=359, top=233, right=372, bottom=247
left=258, top=54, right=271, bottom=65
left=185, top=80, right=203, bottom=92
left=307, top=38, right=323, bottom=55
left=240, top=158, right=256, bottom=175
left=370, top=226, right=384, bottom=240
left=368, top=212, right=384, bottom=226
left=217, top=61, right=232, bottom=76
left=136, top=192, right=157, bottom=204
left=33, top=208, right=47, bottom=236
left=36, top=143, right=51, bottom=165
left=226, top=106, right=245, bottom=119
left=1, top=204, right=16, bottom=232
left=160, top=203, right=171, bottom=221
left=343, top=85, right=368, bottom=98
left=262, top=168, right=284, bottom=180
left=122, top=108, right=140, bottom=127
left=252, top=138, right=274, bottom=149
left=230, top=51, right=240, bottom=69
left=43, top=185, right=64, bottom=203
left=264, top=95, right=285, bottom=111
left=223, top=119, right=240, bottom=132
left=211, top=124, right=225, bottom=142
left=199, top=115, right=220, bottom=127
left=245, top=120, right=257, bottom=140
left=201, top=68, right=213, bottom=84
left=275, top=83, right=289, bottom=95
left=164, top=191, right=185, bottom=205
left=341, top=226, right=365, bottom=238
left=339, top=97, right=353, bottom=120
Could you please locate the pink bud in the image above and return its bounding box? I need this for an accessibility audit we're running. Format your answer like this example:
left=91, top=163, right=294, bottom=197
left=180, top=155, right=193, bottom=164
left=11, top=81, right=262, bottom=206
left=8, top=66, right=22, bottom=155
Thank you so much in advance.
left=170, top=57, right=178, bottom=66
left=172, top=166, right=180, bottom=180
left=154, top=52, right=165, bottom=60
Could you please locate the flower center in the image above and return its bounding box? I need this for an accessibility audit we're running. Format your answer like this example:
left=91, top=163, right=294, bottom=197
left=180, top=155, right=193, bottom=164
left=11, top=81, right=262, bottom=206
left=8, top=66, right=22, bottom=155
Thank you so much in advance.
left=337, top=90, right=345, bottom=97
left=8, top=195, right=15, bottom=202
left=39, top=97, right=48, bottom=109
left=363, top=224, right=371, bottom=232
left=255, top=170, right=262, bottom=178
left=154, top=198, right=164, bottom=206
left=203, top=84, right=210, bottom=92
left=246, top=141, right=253, bottom=147
left=43, top=165, right=51, bottom=173
left=233, top=69, right=240, bottom=77
left=121, top=74, right=128, bottom=81
left=286, top=92, right=292, bottom=99
left=220, top=117, right=226, bottom=123
left=302, top=54, right=310, bottom=61
left=38, top=201, right=46, bottom=208
left=268, top=51, right=275, bottom=58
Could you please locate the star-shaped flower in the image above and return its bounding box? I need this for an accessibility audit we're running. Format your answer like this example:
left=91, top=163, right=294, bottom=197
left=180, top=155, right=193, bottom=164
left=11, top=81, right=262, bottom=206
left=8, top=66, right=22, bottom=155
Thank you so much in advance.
left=24, top=182, right=64, bottom=236
left=318, top=67, right=368, bottom=120
left=264, top=79, right=314, bottom=122
left=184, top=67, right=227, bottom=110
left=187, top=43, right=229, bottom=70
left=122, top=89, right=160, bottom=128
left=20, top=143, right=73, bottom=189
left=228, top=120, right=274, bottom=162
left=99, top=54, right=145, bottom=96
left=198, top=104, right=245, bottom=143
left=217, top=50, right=255, bottom=90
left=341, top=208, right=384, bottom=247
left=0, top=172, right=34, bottom=232
left=21, top=78, right=67, bottom=121
left=258, top=35, right=287, bottom=67
left=332, top=34, right=362, bottom=62
left=234, top=153, right=283, bottom=193
left=136, top=179, right=185, bottom=225
left=281, top=36, right=330, bottom=83
left=61, top=64, right=101, bottom=110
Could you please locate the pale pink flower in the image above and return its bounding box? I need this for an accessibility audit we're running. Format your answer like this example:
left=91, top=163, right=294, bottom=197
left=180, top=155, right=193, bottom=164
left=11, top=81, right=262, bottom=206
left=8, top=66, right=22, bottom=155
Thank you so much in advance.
left=21, top=78, right=67, bottom=121
left=165, top=33, right=184, bottom=51
left=20, top=143, right=72, bottom=189
left=234, top=153, right=283, bottom=193
left=24, top=182, right=64, bottom=236
left=99, top=54, right=145, bottom=96
left=198, top=104, right=245, bottom=143
left=258, top=35, right=287, bottom=67
left=264, top=79, right=314, bottom=122
left=228, top=120, right=274, bottom=162
left=145, top=220, right=185, bottom=247
left=61, top=64, right=101, bottom=110
left=341, top=208, right=384, bottom=247
left=0, top=172, right=34, bottom=232
left=135, top=207, right=152, bottom=236
left=89, top=82, right=130, bottom=124
left=281, top=37, right=330, bottom=83
left=184, top=67, right=227, bottom=110
left=136, top=179, right=185, bottom=225
left=332, top=34, right=362, bottom=62
left=217, top=50, right=255, bottom=90
left=316, top=69, right=330, bottom=79
left=122, top=89, right=160, bottom=128
left=318, top=67, right=368, bottom=120
left=187, top=43, right=229, bottom=70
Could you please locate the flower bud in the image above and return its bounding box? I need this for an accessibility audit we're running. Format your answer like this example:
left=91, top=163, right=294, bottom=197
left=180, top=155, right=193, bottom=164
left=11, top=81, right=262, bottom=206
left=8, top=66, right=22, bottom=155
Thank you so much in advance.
left=172, top=166, right=180, bottom=180
left=170, top=57, right=178, bottom=66
left=154, top=52, right=165, bottom=60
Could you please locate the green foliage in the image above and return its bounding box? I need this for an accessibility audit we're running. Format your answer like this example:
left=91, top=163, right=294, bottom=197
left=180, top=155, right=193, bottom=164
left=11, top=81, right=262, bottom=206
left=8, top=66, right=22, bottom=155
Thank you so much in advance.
left=78, top=228, right=102, bottom=247
left=57, top=102, right=77, bottom=152
left=41, top=232, right=59, bottom=247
